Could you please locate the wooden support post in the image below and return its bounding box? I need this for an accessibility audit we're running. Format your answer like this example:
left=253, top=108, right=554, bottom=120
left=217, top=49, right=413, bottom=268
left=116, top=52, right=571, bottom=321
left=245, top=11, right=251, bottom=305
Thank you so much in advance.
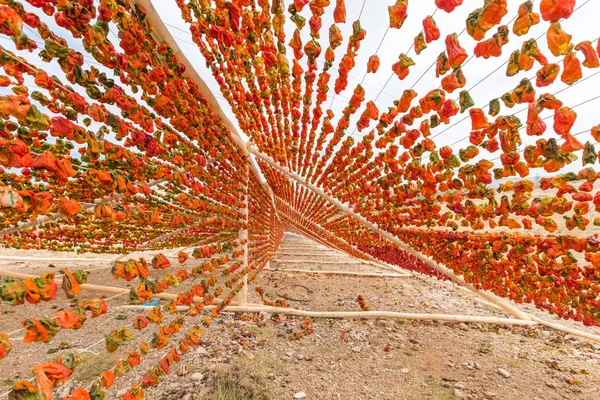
left=117, top=305, right=538, bottom=327
left=236, top=163, right=250, bottom=307
left=249, top=146, right=532, bottom=322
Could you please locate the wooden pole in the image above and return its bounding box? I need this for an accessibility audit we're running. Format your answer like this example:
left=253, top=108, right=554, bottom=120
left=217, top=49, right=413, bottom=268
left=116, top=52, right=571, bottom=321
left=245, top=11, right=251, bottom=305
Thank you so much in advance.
left=529, top=316, right=600, bottom=343
left=276, top=252, right=350, bottom=256
left=116, top=304, right=600, bottom=343
left=264, top=268, right=409, bottom=278
left=116, top=305, right=537, bottom=327
left=249, top=147, right=532, bottom=322
left=235, top=163, right=250, bottom=307
left=275, top=259, right=400, bottom=265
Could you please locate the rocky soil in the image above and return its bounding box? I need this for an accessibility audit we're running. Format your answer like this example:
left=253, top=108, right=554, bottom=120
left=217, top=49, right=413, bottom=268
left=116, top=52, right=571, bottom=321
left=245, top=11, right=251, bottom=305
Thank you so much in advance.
left=0, top=234, right=599, bottom=399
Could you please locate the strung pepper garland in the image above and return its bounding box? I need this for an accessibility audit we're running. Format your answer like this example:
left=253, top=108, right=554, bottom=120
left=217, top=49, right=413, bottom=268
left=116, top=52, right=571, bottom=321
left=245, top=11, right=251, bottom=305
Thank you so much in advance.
left=0, top=6, right=282, bottom=400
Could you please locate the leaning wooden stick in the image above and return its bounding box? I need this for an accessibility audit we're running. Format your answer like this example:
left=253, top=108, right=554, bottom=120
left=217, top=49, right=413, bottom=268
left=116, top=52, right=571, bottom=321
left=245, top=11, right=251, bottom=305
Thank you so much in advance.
left=115, top=304, right=600, bottom=343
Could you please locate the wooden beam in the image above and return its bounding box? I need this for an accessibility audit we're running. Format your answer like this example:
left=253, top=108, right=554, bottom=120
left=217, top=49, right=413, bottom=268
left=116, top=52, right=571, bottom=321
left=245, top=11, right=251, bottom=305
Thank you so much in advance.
left=276, top=252, right=346, bottom=256
left=264, top=268, right=409, bottom=278
left=236, top=164, right=250, bottom=306
left=118, top=305, right=537, bottom=327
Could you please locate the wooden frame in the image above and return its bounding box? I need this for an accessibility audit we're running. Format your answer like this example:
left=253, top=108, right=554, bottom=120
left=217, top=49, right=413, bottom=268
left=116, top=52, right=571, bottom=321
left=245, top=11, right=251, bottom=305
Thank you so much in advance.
left=249, top=146, right=534, bottom=321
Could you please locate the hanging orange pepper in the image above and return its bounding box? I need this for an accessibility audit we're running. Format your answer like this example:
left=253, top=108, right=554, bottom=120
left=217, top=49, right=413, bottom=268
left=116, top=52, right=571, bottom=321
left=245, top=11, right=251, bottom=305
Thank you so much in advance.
left=546, top=22, right=572, bottom=57
left=65, top=388, right=90, bottom=400
left=392, top=54, right=415, bottom=80
left=441, top=68, right=466, bottom=93
left=58, top=197, right=81, bottom=217
left=334, top=0, right=346, bottom=23
left=561, top=47, right=582, bottom=85
left=536, top=63, right=560, bottom=87
left=470, top=108, right=489, bottom=130
left=151, top=253, right=171, bottom=270
left=513, top=1, right=540, bottom=36
left=445, top=34, right=468, bottom=68
left=366, top=55, right=380, bottom=73
left=388, top=0, right=409, bottom=29
left=178, top=251, right=189, bottom=264
left=0, top=333, right=11, bottom=360
left=23, top=318, right=60, bottom=343
left=436, top=52, right=450, bottom=77
left=554, top=107, right=577, bottom=136
left=56, top=308, right=86, bottom=330
left=575, top=41, right=600, bottom=68
left=61, top=268, right=81, bottom=299
left=540, top=0, right=575, bottom=22
left=24, top=272, right=57, bottom=304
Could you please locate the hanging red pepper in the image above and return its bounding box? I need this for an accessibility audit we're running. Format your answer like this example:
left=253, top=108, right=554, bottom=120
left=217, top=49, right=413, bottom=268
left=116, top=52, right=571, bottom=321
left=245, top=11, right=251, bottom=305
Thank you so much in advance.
left=334, top=0, right=346, bottom=23
left=435, top=0, right=463, bottom=13
left=422, top=16, right=440, bottom=44
left=445, top=34, right=468, bottom=68
left=540, top=0, right=575, bottom=22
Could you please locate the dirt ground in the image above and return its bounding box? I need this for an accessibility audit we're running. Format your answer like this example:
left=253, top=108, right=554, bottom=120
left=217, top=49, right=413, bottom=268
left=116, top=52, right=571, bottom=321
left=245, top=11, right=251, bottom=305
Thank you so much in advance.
left=1, top=234, right=599, bottom=399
